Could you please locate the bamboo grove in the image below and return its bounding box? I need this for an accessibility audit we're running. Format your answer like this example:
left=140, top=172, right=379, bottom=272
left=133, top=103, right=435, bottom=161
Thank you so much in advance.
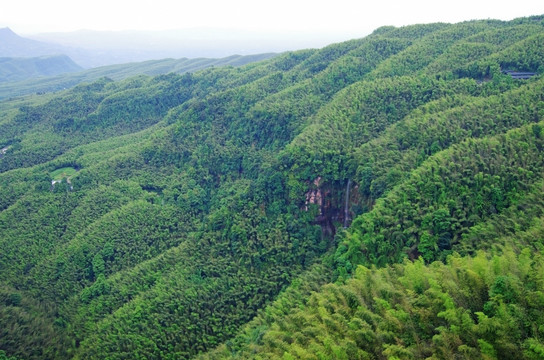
left=1, top=15, right=544, bottom=359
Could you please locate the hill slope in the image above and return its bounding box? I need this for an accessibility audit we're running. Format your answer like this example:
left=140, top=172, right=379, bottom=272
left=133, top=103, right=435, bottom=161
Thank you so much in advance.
left=0, top=53, right=276, bottom=100
left=0, top=15, right=543, bottom=360
left=0, top=55, right=82, bottom=82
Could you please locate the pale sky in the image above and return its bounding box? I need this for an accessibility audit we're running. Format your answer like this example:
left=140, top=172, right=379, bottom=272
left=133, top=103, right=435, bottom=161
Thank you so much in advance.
left=2, top=0, right=543, bottom=37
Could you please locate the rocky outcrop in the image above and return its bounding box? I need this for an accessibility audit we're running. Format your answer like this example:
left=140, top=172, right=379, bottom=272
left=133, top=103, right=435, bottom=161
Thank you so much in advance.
left=304, top=176, right=323, bottom=211
left=304, top=177, right=354, bottom=238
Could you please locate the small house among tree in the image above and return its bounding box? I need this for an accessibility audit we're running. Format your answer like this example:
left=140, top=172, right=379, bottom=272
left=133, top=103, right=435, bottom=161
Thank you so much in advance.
left=0, top=146, right=9, bottom=157
left=502, top=69, right=537, bottom=79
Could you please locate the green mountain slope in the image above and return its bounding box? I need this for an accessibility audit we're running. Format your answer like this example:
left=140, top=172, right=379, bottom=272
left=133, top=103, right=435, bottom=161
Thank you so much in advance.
left=0, top=55, right=82, bottom=82
left=0, top=16, right=543, bottom=360
left=0, top=53, right=277, bottom=100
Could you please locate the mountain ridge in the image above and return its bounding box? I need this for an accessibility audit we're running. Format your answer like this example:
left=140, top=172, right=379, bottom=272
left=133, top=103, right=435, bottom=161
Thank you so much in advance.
left=0, top=27, right=67, bottom=58
left=0, top=53, right=277, bottom=99
left=0, top=54, right=82, bottom=82
left=2, top=27, right=280, bottom=68
left=0, top=15, right=543, bottom=360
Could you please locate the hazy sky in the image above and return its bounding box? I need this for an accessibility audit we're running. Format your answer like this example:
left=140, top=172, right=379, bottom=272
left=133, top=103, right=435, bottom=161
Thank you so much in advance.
left=2, top=0, right=543, bottom=37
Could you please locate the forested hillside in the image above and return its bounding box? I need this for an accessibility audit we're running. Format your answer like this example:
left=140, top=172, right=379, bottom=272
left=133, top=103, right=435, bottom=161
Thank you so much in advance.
left=0, top=53, right=276, bottom=100
left=1, top=16, right=543, bottom=360
left=0, top=55, right=82, bottom=83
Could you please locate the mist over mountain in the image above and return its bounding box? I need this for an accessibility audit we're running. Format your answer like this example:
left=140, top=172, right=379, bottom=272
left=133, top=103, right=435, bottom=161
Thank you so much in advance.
left=1, top=27, right=341, bottom=69
left=0, top=27, right=67, bottom=58
left=0, top=28, right=98, bottom=68
left=0, top=27, right=276, bottom=98
left=0, top=55, right=82, bottom=82
left=28, top=28, right=346, bottom=65
left=0, top=53, right=276, bottom=99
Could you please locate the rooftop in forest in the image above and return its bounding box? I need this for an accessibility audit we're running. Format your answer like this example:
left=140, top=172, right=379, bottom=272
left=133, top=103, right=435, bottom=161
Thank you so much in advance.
left=502, top=70, right=537, bottom=79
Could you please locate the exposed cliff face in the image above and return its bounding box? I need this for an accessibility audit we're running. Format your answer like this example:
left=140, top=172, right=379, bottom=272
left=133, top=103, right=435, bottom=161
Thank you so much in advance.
left=305, top=177, right=355, bottom=238
left=304, top=176, right=323, bottom=210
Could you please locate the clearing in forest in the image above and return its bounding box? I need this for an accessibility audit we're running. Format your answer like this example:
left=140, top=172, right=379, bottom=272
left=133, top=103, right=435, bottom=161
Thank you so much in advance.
left=50, top=167, right=78, bottom=183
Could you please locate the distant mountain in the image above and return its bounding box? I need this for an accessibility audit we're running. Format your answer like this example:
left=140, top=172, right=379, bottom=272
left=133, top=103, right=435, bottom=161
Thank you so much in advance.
left=0, top=27, right=66, bottom=58
left=29, top=28, right=343, bottom=67
left=0, top=55, right=82, bottom=82
left=0, top=27, right=91, bottom=68
left=0, top=53, right=276, bottom=99
left=5, top=27, right=318, bottom=69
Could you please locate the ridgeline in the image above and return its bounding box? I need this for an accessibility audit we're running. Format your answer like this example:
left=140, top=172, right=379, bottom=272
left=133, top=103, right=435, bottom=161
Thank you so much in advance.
left=1, top=15, right=544, bottom=360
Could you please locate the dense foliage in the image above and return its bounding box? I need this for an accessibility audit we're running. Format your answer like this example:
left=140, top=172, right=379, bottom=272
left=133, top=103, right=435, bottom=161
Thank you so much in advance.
left=1, top=15, right=543, bottom=359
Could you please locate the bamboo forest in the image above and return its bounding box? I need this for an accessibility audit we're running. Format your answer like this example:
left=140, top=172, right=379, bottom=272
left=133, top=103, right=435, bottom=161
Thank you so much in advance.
left=1, top=15, right=544, bottom=360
